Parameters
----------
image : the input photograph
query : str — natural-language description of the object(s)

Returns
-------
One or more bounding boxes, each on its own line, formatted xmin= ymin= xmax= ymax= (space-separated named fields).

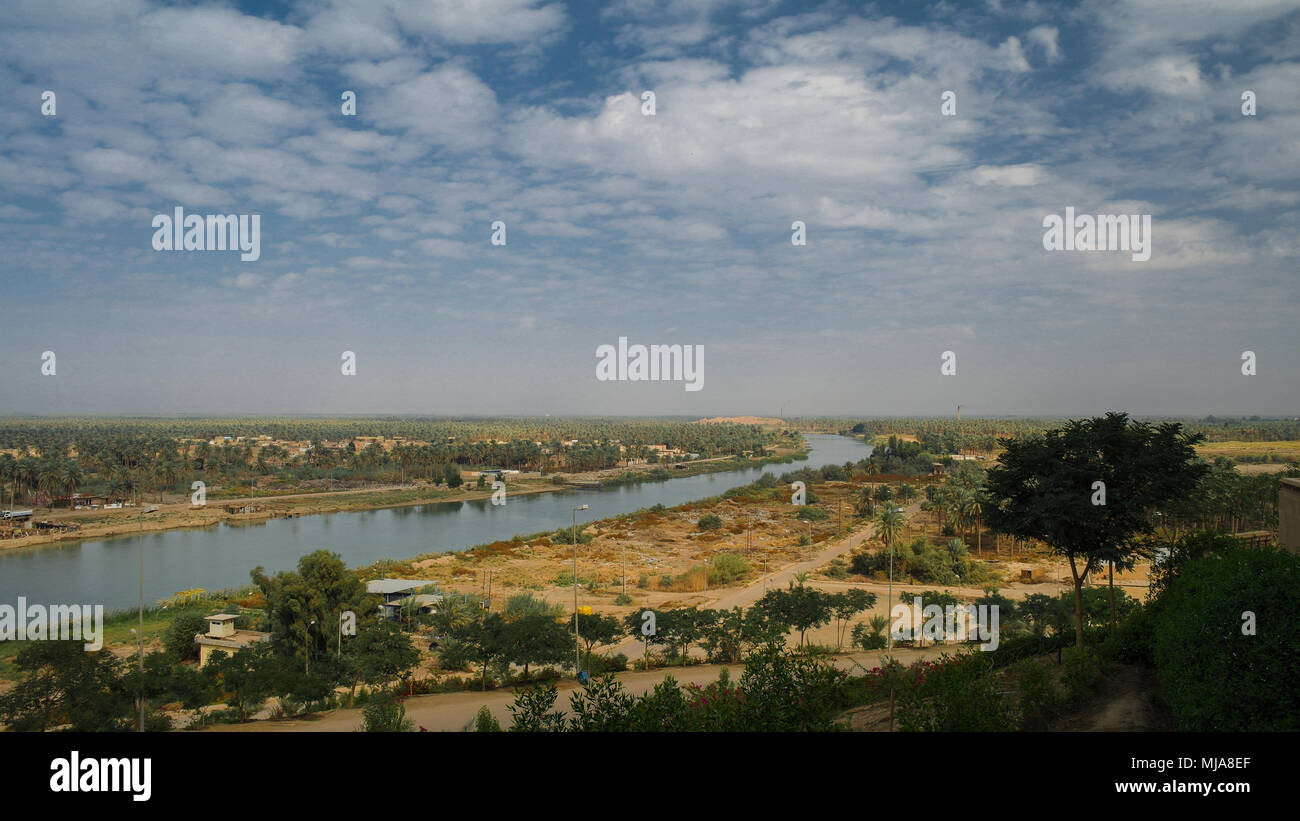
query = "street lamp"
xmin=572 ymin=504 xmax=589 ymax=675
xmin=135 ymin=494 xmax=158 ymax=733
xmin=306 ymin=619 xmax=316 ymax=674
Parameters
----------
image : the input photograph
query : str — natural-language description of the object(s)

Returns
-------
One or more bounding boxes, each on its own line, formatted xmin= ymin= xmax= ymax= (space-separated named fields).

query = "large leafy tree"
xmin=755 ymin=582 xmax=834 ymax=648
xmin=500 ymin=614 xmax=573 ymax=679
xmin=982 ymin=413 xmax=1206 ymax=646
xmin=0 ymin=641 xmax=131 ymax=731
xmin=568 ymin=612 xmax=622 ymax=671
xmin=251 ymin=550 xmax=374 ymax=671
xmin=348 ymin=619 xmax=421 ymax=694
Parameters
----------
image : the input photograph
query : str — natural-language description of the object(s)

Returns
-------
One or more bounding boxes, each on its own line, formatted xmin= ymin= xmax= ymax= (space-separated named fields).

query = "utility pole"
xmin=572 ymin=505 xmax=588 ymax=676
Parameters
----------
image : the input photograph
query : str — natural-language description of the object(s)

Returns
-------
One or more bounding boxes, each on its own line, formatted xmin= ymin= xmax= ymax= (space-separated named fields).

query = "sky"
xmin=1 ymin=0 xmax=1297 ymax=417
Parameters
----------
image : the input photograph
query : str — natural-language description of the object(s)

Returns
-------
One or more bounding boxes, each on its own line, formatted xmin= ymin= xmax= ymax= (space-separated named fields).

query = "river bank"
xmin=0 ymin=450 xmax=805 ymax=553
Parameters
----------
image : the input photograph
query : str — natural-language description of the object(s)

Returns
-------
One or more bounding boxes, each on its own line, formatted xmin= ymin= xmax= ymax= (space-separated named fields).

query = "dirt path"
xmin=201 ymin=647 xmax=951 ymax=733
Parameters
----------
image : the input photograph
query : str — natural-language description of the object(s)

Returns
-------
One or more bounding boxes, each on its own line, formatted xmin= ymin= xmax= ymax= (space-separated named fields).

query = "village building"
xmin=195 ymin=614 xmax=271 ymax=667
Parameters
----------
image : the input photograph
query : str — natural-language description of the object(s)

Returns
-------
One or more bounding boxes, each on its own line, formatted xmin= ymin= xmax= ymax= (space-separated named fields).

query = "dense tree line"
xmin=0 ymin=417 xmax=781 ymax=505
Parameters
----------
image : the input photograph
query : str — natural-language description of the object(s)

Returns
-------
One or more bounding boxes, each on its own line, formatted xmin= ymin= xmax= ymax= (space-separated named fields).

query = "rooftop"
xmin=367 ymin=578 xmax=439 ymax=595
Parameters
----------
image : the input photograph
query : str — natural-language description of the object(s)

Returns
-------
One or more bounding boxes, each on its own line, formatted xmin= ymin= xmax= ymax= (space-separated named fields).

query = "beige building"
xmin=195 ymin=614 xmax=271 ymax=667
xmin=1280 ymin=479 xmax=1300 ymax=554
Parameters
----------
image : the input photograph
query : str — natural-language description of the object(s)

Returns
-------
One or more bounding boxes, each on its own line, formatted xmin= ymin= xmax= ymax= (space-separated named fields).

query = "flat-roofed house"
xmin=366 ymin=579 xmax=443 ymax=620
xmin=195 ymin=614 xmax=271 ymax=667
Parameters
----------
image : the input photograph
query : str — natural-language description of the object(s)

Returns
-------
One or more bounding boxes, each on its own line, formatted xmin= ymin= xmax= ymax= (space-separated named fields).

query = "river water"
xmin=0 ymin=434 xmax=870 ymax=612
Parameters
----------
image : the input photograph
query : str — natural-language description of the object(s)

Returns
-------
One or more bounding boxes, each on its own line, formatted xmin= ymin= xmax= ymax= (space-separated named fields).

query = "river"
xmin=0 ymin=434 xmax=870 ymax=612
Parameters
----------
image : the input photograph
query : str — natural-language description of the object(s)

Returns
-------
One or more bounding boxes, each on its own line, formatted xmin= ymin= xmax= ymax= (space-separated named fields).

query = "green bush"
xmin=897 ymin=653 xmax=1015 ymax=732
xmin=588 ymin=653 xmax=629 ymax=674
xmin=464 ymin=705 xmax=502 ymax=732
xmin=163 ymin=613 xmax=209 ymax=662
xmin=707 ymin=553 xmax=751 ymax=585
xmin=614 ymin=592 xmax=633 ymax=605
xmin=362 ymin=697 xmax=414 ymax=732
xmin=551 ymin=526 xmax=592 ymax=545
xmin=1060 ymin=646 xmax=1105 ymax=701
xmin=1152 ymin=546 xmax=1300 ymax=731
xmin=1012 ymin=657 xmax=1062 ymax=729
xmin=697 ymin=514 xmax=723 ymax=532
xmin=796 ymin=507 xmax=830 ymax=521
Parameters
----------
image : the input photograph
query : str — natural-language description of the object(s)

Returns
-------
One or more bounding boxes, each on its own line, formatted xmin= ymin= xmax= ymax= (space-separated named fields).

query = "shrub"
xmin=614 ymin=592 xmax=633 ymax=605
xmin=464 ymin=705 xmax=502 ymax=732
xmin=589 ymin=653 xmax=629 ymax=674
xmin=636 ymin=574 xmax=649 ymax=589
xmin=697 ymin=514 xmax=723 ymax=532
xmin=658 ymin=575 xmax=673 ymax=589
xmin=851 ymin=615 xmax=889 ymax=651
xmin=1060 ymin=646 xmax=1105 ymax=701
xmin=796 ymin=507 xmax=830 ymax=521
xmin=897 ymin=653 xmax=1015 ymax=732
xmin=707 ymin=553 xmax=751 ymax=586
xmin=1152 ymin=546 xmax=1300 ymax=731
xmin=362 ymin=697 xmax=414 ymax=732
xmin=551 ymin=526 xmax=592 ymax=545
xmin=163 ymin=613 xmax=209 ymax=662
xmin=1012 ymin=657 xmax=1062 ymax=729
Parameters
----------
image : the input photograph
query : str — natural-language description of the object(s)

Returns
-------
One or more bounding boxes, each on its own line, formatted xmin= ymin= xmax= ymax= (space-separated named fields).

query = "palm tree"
xmin=961 ymin=494 xmax=983 ymax=556
xmin=854 ymin=486 xmax=875 ymax=517
xmin=59 ymin=460 xmax=82 ymax=501
xmin=876 ymin=506 xmax=906 ymax=649
xmin=0 ymin=454 xmax=15 ymax=509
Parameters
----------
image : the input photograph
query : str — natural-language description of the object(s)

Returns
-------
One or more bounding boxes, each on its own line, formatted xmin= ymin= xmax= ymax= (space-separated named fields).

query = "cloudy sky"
xmin=1 ymin=0 xmax=1297 ymax=417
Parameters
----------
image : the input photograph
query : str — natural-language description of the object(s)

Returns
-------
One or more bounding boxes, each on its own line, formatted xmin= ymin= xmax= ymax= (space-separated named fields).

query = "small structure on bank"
xmin=195 ymin=614 xmax=270 ymax=667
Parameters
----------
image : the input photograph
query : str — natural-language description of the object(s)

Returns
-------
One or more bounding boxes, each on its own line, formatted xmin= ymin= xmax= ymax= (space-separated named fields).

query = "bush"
xmin=1152 ymin=546 xmax=1300 ymax=731
xmin=464 ymin=705 xmax=502 ymax=732
xmin=796 ymin=507 xmax=830 ymax=521
xmin=1012 ymin=657 xmax=1062 ymax=729
xmin=636 ymin=574 xmax=649 ymax=589
xmin=825 ymin=559 xmax=849 ymax=580
xmin=697 ymin=514 xmax=723 ymax=532
xmin=658 ymin=575 xmax=673 ymax=589
xmin=1060 ymin=646 xmax=1105 ymax=701
xmin=362 ymin=697 xmax=414 ymax=732
xmin=897 ymin=653 xmax=1015 ymax=732
xmin=707 ymin=553 xmax=751 ymax=585
xmin=552 ymin=526 xmax=592 ymax=545
xmin=614 ymin=592 xmax=633 ymax=605
xmin=589 ymin=653 xmax=628 ymax=674
xmin=163 ymin=613 xmax=209 ymax=662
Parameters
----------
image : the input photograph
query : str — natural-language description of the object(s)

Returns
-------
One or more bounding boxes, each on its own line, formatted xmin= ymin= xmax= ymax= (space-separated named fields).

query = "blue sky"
xmin=1 ymin=0 xmax=1297 ymax=416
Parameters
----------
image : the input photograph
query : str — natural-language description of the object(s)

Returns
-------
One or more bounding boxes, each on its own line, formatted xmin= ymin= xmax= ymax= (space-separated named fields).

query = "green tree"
xmin=829 ymin=589 xmax=876 ymax=650
xmin=982 ymin=413 xmax=1206 ymax=646
xmin=163 ymin=613 xmax=209 ymax=662
xmin=755 ymin=582 xmax=833 ymax=648
xmin=0 ymin=641 xmax=130 ymax=732
xmin=499 ymin=614 xmax=573 ymax=680
xmin=203 ymin=643 xmax=278 ymax=722
xmin=569 ymin=612 xmax=622 ymax=671
xmin=251 ymin=550 xmax=373 ymax=672
xmin=349 ymin=620 xmax=421 ymax=695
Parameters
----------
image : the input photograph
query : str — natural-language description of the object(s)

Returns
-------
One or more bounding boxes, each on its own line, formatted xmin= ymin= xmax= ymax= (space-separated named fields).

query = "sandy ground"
xmin=198 ymin=497 xmax=1150 ymax=734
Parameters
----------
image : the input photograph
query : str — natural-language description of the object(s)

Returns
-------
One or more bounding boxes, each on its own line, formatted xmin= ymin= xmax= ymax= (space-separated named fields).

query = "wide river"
xmin=0 ymin=434 xmax=870 ymax=612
